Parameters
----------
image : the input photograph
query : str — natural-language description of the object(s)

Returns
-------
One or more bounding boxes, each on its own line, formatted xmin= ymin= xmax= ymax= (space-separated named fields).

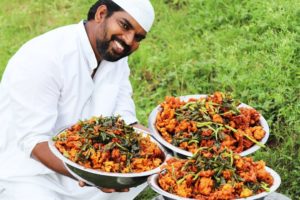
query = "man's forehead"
xmin=111 ymin=0 xmax=155 ymax=32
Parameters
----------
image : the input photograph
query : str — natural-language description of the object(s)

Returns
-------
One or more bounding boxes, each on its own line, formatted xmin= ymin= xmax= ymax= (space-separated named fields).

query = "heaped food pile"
xmin=155 ymin=92 xmax=266 ymax=154
xmin=53 ymin=116 xmax=164 ymax=173
xmin=158 ymin=147 xmax=273 ymax=199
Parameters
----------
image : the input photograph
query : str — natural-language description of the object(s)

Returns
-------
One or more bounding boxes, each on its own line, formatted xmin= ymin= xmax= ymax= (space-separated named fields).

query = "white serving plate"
xmin=148 ymin=94 xmax=269 ymax=157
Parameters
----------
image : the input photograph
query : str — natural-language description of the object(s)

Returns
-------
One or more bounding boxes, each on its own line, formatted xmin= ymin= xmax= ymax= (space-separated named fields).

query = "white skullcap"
xmin=112 ymin=0 xmax=155 ymax=32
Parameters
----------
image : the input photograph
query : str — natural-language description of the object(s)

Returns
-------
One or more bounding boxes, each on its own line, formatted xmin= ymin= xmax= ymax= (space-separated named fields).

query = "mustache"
xmin=111 ymin=35 xmax=130 ymax=53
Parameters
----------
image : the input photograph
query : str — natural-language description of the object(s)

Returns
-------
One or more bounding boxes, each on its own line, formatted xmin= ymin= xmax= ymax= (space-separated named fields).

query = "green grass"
xmin=1 ymin=0 xmax=299 ymax=199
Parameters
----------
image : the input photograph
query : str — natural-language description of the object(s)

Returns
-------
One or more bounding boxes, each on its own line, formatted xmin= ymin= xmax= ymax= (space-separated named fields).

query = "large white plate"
xmin=148 ymin=94 xmax=269 ymax=157
xmin=147 ymin=166 xmax=281 ymax=200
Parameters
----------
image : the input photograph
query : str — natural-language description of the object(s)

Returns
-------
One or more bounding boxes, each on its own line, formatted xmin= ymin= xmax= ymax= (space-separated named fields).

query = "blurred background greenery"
xmin=0 ymin=0 xmax=299 ymax=199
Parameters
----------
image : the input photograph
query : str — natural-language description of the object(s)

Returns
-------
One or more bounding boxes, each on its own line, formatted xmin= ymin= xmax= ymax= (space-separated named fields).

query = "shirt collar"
xmin=77 ymin=20 xmax=98 ymax=74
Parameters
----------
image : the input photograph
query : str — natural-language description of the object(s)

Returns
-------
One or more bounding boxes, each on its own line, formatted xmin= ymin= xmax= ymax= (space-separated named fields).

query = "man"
xmin=0 ymin=0 xmax=155 ymax=199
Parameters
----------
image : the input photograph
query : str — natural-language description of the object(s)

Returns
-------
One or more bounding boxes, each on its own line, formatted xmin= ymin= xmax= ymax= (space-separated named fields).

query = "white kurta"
xmin=0 ymin=21 xmax=145 ymax=200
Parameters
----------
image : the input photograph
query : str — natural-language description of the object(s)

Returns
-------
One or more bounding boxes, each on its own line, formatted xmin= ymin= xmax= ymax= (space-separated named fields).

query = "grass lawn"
xmin=1 ymin=0 xmax=299 ymax=199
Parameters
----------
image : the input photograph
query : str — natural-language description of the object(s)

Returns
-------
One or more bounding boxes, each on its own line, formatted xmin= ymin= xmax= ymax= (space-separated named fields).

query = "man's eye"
xmin=121 ymin=22 xmax=129 ymax=30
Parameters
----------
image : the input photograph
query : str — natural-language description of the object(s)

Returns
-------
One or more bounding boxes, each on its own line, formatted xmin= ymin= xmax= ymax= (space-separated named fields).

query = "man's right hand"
xmin=32 ymin=142 xmax=130 ymax=193
xmin=78 ymin=180 xmax=129 ymax=193
xmin=32 ymin=141 xmax=73 ymax=178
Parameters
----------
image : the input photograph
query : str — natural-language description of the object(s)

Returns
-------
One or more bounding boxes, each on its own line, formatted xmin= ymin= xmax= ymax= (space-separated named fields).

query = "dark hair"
xmin=87 ymin=0 xmax=123 ymax=20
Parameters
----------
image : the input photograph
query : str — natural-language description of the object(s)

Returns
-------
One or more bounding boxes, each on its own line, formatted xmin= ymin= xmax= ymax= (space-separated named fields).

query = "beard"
xmin=96 ymin=35 xmax=131 ymax=62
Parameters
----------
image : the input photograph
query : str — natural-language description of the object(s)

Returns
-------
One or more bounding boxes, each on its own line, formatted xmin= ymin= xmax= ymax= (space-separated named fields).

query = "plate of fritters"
xmin=147 ymin=147 xmax=281 ymax=200
xmin=148 ymin=92 xmax=269 ymax=157
xmin=49 ymin=116 xmax=167 ymax=189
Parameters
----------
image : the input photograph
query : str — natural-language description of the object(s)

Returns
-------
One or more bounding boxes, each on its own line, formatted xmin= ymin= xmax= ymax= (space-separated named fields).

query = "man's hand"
xmin=32 ymin=141 xmax=73 ymax=178
xmin=32 ymin=142 xmax=130 ymax=193
xmin=78 ymin=180 xmax=129 ymax=193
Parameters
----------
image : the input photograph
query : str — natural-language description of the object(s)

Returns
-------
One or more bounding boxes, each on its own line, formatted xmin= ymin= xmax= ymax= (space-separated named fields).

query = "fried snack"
xmin=156 ymin=92 xmax=266 ymax=154
xmin=158 ymin=148 xmax=273 ymax=199
xmin=54 ymin=116 xmax=164 ymax=173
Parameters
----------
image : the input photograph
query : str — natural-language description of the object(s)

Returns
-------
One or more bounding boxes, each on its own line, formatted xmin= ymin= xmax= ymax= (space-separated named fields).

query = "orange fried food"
xmin=194 ymin=177 xmax=214 ymax=195
xmin=158 ymin=148 xmax=273 ymax=199
xmin=155 ymin=92 xmax=266 ymax=154
xmin=54 ymin=116 xmax=164 ymax=173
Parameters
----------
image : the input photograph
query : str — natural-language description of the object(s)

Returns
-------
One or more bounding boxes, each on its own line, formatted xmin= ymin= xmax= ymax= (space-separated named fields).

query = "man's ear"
xmin=94 ymin=5 xmax=108 ymax=23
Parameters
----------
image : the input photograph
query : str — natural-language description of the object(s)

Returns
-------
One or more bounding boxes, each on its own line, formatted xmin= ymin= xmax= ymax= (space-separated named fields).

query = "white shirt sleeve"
xmin=113 ymin=64 xmax=138 ymax=125
xmin=6 ymin=45 xmax=61 ymax=158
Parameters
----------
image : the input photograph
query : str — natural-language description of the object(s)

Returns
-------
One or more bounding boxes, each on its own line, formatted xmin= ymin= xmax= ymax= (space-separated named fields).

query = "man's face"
xmin=95 ymin=10 xmax=147 ymax=62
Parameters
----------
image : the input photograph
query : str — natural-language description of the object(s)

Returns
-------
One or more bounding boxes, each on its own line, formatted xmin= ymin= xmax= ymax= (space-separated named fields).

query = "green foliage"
xmin=133 ymin=1 xmax=299 ymax=199
xmin=163 ymin=0 xmax=188 ymax=9
xmin=0 ymin=0 xmax=299 ymax=199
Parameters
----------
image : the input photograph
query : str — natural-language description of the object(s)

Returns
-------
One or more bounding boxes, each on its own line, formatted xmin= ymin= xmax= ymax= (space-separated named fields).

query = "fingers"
xmin=98 ymin=187 xmax=130 ymax=193
xmin=78 ymin=180 xmax=129 ymax=193
xmin=99 ymin=188 xmax=116 ymax=193
xmin=117 ymin=188 xmax=129 ymax=192
xmin=78 ymin=180 xmax=86 ymax=187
